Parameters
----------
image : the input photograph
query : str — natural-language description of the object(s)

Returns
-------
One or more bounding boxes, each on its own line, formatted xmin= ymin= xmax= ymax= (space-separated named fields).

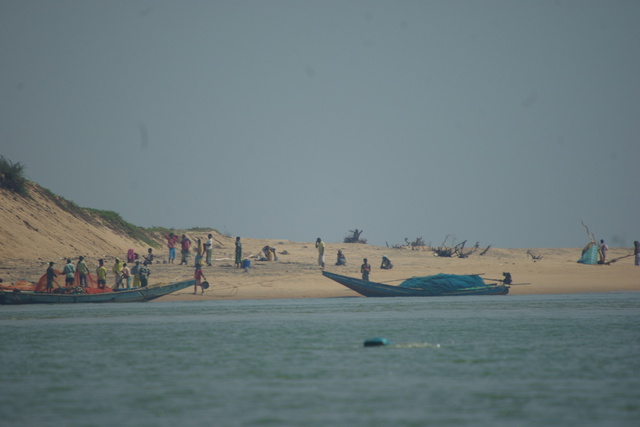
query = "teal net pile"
xmin=577 ymin=242 xmax=598 ymax=265
xmin=399 ymin=274 xmax=487 ymax=293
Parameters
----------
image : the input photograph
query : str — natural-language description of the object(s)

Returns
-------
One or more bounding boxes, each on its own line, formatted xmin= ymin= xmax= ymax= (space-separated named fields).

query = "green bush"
xmin=0 ymin=156 xmax=28 ymax=196
xmin=86 ymin=208 xmax=160 ymax=248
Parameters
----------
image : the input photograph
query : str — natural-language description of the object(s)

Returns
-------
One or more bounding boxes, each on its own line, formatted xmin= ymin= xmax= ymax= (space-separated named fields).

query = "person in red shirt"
xmin=194 ymin=265 xmax=207 ymax=294
xmin=180 ymin=235 xmax=191 ymax=265
xmin=165 ymin=233 xmax=179 ymax=264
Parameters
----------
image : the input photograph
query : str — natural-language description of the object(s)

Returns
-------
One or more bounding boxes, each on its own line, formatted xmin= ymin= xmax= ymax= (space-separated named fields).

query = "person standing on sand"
xmin=599 ymin=239 xmax=609 ymax=264
xmin=46 ymin=261 xmax=56 ymax=293
xmin=361 ymin=258 xmax=371 ymax=281
xmin=121 ymin=262 xmax=131 ymax=290
xmin=235 ymin=237 xmax=243 ymax=268
xmin=205 ymin=234 xmax=213 ymax=266
xmin=131 ymin=260 xmax=141 ymax=288
xmin=62 ymin=259 xmax=75 ymax=287
xmin=165 ymin=232 xmax=179 ymax=264
xmin=97 ymin=259 xmax=107 ymax=290
xmin=180 ymin=235 xmax=191 ymax=265
xmin=194 ymin=238 xmax=204 ymax=267
xmin=634 ymin=241 xmax=640 ymax=266
xmin=316 ymin=237 xmax=325 ymax=269
xmin=76 ymin=256 xmax=89 ymax=287
xmin=139 ymin=262 xmax=151 ymax=287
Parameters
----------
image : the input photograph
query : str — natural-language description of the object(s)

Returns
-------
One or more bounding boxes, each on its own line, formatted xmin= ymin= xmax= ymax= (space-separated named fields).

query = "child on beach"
xmin=194 ymin=265 xmax=207 ymax=294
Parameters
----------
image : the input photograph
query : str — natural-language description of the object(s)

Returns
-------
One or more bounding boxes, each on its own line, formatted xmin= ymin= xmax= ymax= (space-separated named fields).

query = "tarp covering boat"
xmin=399 ymin=273 xmax=487 ymax=293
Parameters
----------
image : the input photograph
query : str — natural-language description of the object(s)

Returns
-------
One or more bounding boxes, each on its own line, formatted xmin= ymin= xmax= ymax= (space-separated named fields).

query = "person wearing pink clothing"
xmin=180 ymin=235 xmax=191 ymax=265
xmin=165 ymin=233 xmax=179 ymax=264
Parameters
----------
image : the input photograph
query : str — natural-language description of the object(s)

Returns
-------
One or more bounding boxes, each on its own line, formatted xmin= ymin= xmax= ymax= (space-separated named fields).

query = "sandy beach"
xmin=1 ymin=237 xmax=638 ymax=302
xmin=1 ymin=185 xmax=638 ymax=300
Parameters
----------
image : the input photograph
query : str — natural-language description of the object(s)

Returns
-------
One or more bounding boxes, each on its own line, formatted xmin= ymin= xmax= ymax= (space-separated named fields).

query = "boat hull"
xmin=322 ymin=271 xmax=509 ymax=297
xmin=0 ymin=280 xmax=195 ymax=305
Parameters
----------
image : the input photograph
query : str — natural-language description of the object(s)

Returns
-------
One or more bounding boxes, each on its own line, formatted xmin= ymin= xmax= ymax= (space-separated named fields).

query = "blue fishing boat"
xmin=322 ymin=271 xmax=509 ymax=297
xmin=0 ymin=279 xmax=195 ymax=305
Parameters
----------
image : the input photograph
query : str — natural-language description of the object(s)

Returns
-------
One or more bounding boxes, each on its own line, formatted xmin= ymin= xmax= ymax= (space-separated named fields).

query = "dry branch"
xmin=527 ymin=250 xmax=543 ymax=261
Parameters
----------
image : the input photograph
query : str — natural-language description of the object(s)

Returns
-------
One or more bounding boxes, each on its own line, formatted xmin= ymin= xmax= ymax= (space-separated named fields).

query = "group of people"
xmin=359 ymin=256 xmax=393 ymax=281
xmin=40 ymin=235 xmax=640 ymax=296
xmin=44 ymin=257 xmax=151 ymax=293
xmin=165 ymin=232 xmax=245 ymax=295
xmin=165 ymin=233 xmax=244 ymax=269
xmin=111 ymin=257 xmax=152 ymax=290
xmin=315 ymin=237 xmax=393 ymax=281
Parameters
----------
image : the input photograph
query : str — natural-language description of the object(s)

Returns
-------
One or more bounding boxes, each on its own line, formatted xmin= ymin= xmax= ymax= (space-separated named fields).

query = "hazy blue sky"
xmin=1 ymin=1 xmax=638 ymax=248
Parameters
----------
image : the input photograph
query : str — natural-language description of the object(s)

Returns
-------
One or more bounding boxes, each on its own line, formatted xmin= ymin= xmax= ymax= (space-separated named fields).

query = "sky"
xmin=1 ymin=1 xmax=639 ymax=248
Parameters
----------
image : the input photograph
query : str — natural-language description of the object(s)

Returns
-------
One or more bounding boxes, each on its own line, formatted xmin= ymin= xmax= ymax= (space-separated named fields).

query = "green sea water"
xmin=1 ymin=293 xmax=639 ymax=426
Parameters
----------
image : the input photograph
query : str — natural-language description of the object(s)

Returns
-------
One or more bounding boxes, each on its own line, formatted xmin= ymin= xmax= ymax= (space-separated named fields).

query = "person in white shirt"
xmin=205 ymin=234 xmax=214 ymax=266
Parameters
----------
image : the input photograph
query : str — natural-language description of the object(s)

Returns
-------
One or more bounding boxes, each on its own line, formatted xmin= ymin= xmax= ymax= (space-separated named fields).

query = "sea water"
xmin=1 ymin=293 xmax=639 ymax=427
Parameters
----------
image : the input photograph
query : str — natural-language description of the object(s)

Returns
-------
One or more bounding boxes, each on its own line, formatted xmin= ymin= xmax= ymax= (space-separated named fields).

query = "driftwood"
xmin=581 ymin=219 xmax=596 ymax=244
xmin=527 ymin=250 xmax=543 ymax=261
xmin=404 ymin=237 xmax=426 ymax=250
xmin=344 ymin=229 xmax=367 ymax=244
xmin=479 ymin=245 xmax=491 ymax=256
xmin=605 ymin=254 xmax=633 ymax=265
xmin=432 ymin=236 xmax=481 ymax=258
xmin=457 ymin=241 xmax=479 ymax=258
xmin=432 ymin=235 xmax=456 ymax=257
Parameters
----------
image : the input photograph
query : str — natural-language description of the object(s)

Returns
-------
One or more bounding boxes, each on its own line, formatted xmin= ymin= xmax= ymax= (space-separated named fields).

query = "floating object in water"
xmin=364 ymin=337 xmax=390 ymax=347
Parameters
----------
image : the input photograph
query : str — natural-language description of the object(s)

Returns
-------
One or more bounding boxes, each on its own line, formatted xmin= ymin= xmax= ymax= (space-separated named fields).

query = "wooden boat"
xmin=322 ymin=271 xmax=509 ymax=297
xmin=0 ymin=279 xmax=195 ymax=305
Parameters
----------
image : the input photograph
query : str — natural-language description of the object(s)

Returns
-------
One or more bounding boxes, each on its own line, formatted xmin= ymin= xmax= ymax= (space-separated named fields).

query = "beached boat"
xmin=0 ymin=279 xmax=195 ymax=305
xmin=322 ymin=271 xmax=509 ymax=297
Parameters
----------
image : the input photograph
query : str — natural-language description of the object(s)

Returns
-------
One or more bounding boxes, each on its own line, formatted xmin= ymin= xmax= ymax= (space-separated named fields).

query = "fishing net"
xmin=399 ymin=273 xmax=487 ymax=292
xmin=0 ymin=270 xmax=113 ymax=294
xmin=577 ymin=242 xmax=598 ymax=265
